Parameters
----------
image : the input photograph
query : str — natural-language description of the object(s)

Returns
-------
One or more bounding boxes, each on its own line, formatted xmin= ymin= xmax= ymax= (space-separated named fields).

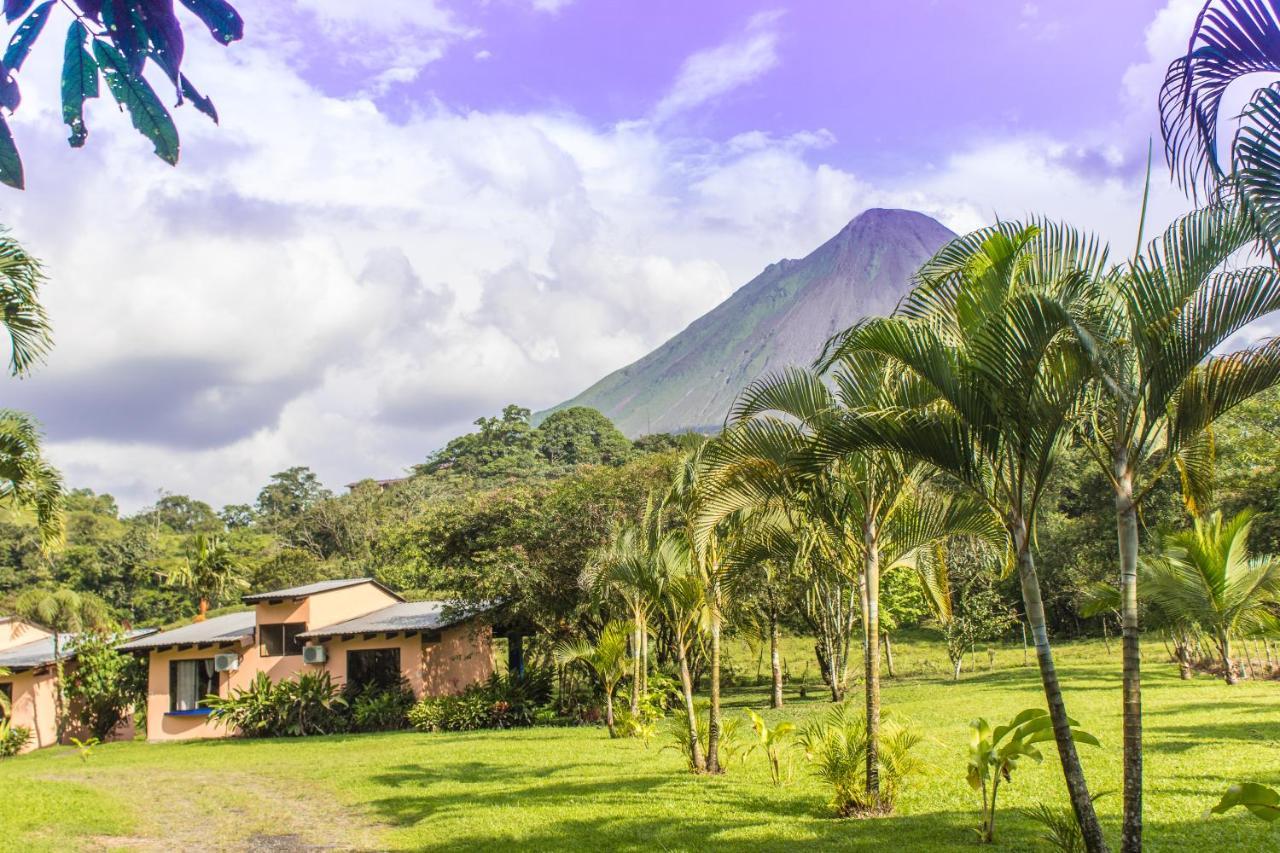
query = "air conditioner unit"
xmin=214 ymin=653 xmax=239 ymax=672
xmin=302 ymin=645 xmax=327 ymax=665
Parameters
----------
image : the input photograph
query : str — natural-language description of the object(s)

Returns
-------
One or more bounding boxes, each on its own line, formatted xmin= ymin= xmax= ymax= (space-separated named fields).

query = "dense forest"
xmin=4 ymin=387 xmax=1277 ymax=645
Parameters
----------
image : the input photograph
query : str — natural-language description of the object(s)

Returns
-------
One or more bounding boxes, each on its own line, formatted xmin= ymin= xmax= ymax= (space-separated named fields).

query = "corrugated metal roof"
xmin=0 ymin=628 xmax=157 ymax=671
xmin=242 ymin=577 xmax=403 ymax=603
xmin=298 ymin=601 xmax=481 ymax=639
xmin=118 ymin=611 xmax=256 ymax=652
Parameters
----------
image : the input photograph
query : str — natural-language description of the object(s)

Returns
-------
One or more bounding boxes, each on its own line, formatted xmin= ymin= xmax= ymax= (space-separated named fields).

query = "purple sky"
xmin=0 ymin=0 xmax=1220 ymax=510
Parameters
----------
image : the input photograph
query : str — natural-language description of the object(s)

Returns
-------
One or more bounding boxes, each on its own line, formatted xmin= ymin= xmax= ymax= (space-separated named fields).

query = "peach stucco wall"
xmin=1 ymin=667 xmax=58 ymax=752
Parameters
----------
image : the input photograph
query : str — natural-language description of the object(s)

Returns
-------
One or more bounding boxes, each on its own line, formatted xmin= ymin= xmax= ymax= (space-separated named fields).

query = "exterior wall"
xmin=0 ymin=667 xmax=58 ymax=752
xmin=304 ymin=583 xmax=399 ymax=627
xmin=141 ymin=622 xmax=495 ymax=742
xmin=0 ymin=620 xmax=52 ymax=652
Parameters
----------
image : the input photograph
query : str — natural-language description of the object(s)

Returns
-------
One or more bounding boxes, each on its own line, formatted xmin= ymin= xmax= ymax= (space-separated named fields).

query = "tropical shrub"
xmin=408 ymin=669 xmax=552 ymax=733
xmin=347 ymin=679 xmax=416 ymax=733
xmin=65 ymin=631 xmax=147 ymax=740
xmin=0 ymin=719 xmax=30 ymax=757
xmin=206 ymin=671 xmax=347 ymax=737
xmin=798 ymin=703 xmax=923 ymax=816
xmin=967 ymin=709 xmax=1100 ymax=843
xmin=746 ymin=708 xmax=795 ymax=786
xmin=665 ymin=699 xmax=744 ymax=772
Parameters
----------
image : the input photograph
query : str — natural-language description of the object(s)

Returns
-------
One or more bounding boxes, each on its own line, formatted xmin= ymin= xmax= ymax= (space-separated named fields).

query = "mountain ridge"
xmin=542 ymin=208 xmax=956 ymax=436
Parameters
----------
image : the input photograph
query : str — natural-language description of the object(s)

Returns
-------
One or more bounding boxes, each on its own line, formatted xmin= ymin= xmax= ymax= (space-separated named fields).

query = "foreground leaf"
xmin=3 ymin=0 xmax=52 ymax=72
xmin=61 ymin=21 xmax=98 ymax=148
xmin=178 ymin=0 xmax=243 ymax=44
xmin=180 ymin=73 xmax=216 ymax=123
xmin=1210 ymin=782 xmax=1280 ymax=823
xmin=93 ymin=38 xmax=178 ymax=164
xmin=0 ymin=112 xmax=23 ymax=188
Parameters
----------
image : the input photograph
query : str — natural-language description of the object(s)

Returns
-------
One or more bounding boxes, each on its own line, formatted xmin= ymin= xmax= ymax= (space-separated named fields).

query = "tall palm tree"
xmin=816 ymin=222 xmax=1111 ymax=851
xmin=703 ymin=361 xmax=1002 ymax=810
xmin=0 ymin=230 xmax=61 ymax=545
xmin=555 ymin=620 xmax=632 ymax=738
xmin=165 ymin=533 xmax=247 ymax=620
xmin=585 ymin=518 xmax=664 ymax=715
xmin=1080 ymin=195 xmax=1280 ymax=852
xmin=1144 ymin=509 xmax=1280 ymax=684
xmin=1160 ymin=0 xmax=1280 ymax=248
xmin=13 ymin=587 xmax=111 ymax=739
xmin=656 ymin=536 xmax=709 ymax=772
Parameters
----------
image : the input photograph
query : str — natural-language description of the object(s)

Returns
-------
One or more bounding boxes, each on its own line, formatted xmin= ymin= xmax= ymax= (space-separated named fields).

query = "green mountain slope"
xmin=543 ymin=208 xmax=955 ymax=436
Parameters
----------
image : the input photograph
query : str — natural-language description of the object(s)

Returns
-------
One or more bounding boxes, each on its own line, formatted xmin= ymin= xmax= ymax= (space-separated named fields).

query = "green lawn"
xmin=3 ymin=636 xmax=1279 ymax=852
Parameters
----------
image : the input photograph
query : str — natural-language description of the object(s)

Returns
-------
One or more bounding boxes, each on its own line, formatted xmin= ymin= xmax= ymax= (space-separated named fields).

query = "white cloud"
xmin=652 ymin=10 xmax=784 ymax=123
xmin=530 ymin=0 xmax=575 ymax=13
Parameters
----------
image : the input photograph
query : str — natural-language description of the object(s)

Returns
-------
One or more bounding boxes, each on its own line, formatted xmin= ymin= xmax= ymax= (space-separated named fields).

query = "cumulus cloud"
xmin=652 ymin=11 xmax=785 ymax=123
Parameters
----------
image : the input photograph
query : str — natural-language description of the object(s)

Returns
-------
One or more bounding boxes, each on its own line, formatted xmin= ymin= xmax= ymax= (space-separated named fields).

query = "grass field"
xmin=3 ymin=634 xmax=1278 ymax=852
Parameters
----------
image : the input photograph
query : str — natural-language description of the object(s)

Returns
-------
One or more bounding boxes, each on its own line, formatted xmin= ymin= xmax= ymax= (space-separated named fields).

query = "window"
xmin=259 ymin=622 xmax=307 ymax=657
xmin=347 ymin=648 xmax=401 ymax=692
xmin=169 ymin=659 xmax=218 ymax=712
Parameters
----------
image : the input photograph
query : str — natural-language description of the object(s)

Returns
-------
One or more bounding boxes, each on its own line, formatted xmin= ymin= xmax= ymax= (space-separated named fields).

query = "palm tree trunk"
xmin=770 ymin=612 xmax=783 ymax=709
xmin=706 ymin=582 xmax=722 ymax=774
xmin=1220 ymin=633 xmax=1238 ymax=685
xmin=1115 ymin=466 xmax=1142 ymax=853
xmin=883 ymin=632 xmax=896 ymax=678
xmin=641 ymin=619 xmax=649 ymax=701
xmin=1013 ymin=518 xmax=1108 ymax=853
xmin=605 ymin=685 xmax=617 ymax=738
xmin=863 ymin=519 xmax=882 ymax=804
xmin=631 ymin=615 xmax=641 ymax=715
xmin=675 ymin=632 xmax=705 ymax=772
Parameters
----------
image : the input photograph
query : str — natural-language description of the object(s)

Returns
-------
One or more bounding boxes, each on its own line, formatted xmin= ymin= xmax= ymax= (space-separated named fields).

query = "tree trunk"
xmin=1022 ymin=621 xmax=1029 ymax=666
xmin=1013 ymin=518 xmax=1108 ymax=853
xmin=770 ymin=613 xmax=783 ymax=709
xmin=605 ymin=687 xmax=617 ymax=738
xmin=52 ymin=636 xmax=66 ymax=743
xmin=863 ymin=520 xmax=881 ymax=804
xmin=952 ymin=655 xmax=962 ymax=681
xmin=631 ymin=617 xmax=641 ymax=715
xmin=883 ymin=632 xmax=896 ymax=678
xmin=640 ymin=618 xmax=650 ymax=703
xmin=675 ymin=633 xmax=705 ymax=772
xmin=1115 ymin=467 xmax=1142 ymax=853
xmin=706 ymin=585 xmax=722 ymax=774
xmin=196 ymin=597 xmax=209 ymax=622
xmin=1221 ymin=633 xmax=1238 ymax=685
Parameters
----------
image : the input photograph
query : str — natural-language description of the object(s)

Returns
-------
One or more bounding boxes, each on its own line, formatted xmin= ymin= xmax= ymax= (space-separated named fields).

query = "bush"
xmin=206 ymin=671 xmax=347 ymax=737
xmin=798 ymin=703 xmax=923 ymax=816
xmin=665 ymin=699 xmax=744 ymax=771
xmin=347 ymin=679 xmax=416 ymax=733
xmin=409 ymin=667 xmax=552 ymax=733
xmin=65 ymin=631 xmax=147 ymax=740
xmin=0 ymin=720 xmax=30 ymax=757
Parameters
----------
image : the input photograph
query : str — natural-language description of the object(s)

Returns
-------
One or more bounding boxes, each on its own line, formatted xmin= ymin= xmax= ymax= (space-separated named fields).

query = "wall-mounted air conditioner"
xmin=214 ymin=653 xmax=240 ymax=672
xmin=302 ymin=645 xmax=327 ymax=665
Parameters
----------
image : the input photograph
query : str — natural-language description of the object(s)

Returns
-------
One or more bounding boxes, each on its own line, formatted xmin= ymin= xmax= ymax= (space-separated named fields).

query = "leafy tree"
xmin=13 ymin=587 xmax=110 ymax=739
xmin=218 ymin=503 xmax=255 ymax=529
xmin=256 ymin=466 xmax=331 ymax=524
xmin=537 ymin=407 xmax=633 ymax=467
xmin=0 ymin=1 xmax=244 ymax=189
xmin=163 ymin=532 xmax=246 ymax=619
xmin=65 ymin=630 xmax=145 ymax=740
xmin=140 ymin=493 xmax=220 ymax=533
xmin=1143 ymin=509 xmax=1280 ymax=684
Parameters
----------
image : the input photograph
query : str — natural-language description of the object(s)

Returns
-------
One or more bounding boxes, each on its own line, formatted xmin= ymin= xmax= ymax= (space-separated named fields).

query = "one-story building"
xmin=119 ymin=578 xmax=495 ymax=742
xmin=0 ymin=618 xmax=155 ymax=752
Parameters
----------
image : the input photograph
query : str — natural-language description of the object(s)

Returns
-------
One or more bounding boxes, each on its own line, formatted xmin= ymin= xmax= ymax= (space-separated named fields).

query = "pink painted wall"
xmin=1 ymin=667 xmax=57 ymax=752
xmin=0 ymin=619 xmax=52 ymax=652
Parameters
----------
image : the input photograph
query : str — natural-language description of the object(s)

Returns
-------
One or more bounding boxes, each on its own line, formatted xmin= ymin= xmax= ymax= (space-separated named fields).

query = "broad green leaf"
xmin=2 ymin=0 xmax=32 ymax=24
xmin=178 ymin=0 xmax=243 ymax=45
xmin=2 ymin=0 xmax=51 ymax=72
xmin=1070 ymin=729 xmax=1101 ymax=748
xmin=0 ymin=112 xmax=23 ymax=188
xmin=60 ymin=21 xmax=98 ymax=148
xmin=92 ymin=39 xmax=178 ymax=165
xmin=1210 ymin=782 xmax=1280 ymax=823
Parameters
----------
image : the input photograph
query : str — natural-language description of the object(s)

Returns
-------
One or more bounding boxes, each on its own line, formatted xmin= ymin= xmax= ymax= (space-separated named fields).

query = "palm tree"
xmin=165 ymin=533 xmax=247 ymax=620
xmin=1160 ymin=0 xmax=1280 ymax=249
xmin=657 ymin=538 xmax=709 ymax=772
xmin=555 ymin=620 xmax=632 ymax=738
xmin=13 ymin=587 xmax=111 ymax=740
xmin=1079 ymin=195 xmax=1280 ymax=852
xmin=1143 ymin=510 xmax=1280 ymax=685
xmin=584 ymin=518 xmax=663 ymax=715
xmin=816 ymin=222 xmax=1111 ymax=851
xmin=0 ymin=230 xmax=61 ymax=545
xmin=705 ymin=361 xmax=1002 ymax=809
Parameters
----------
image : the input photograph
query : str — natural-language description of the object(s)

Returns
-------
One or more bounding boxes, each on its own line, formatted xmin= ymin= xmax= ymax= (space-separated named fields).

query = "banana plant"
xmin=968 ymin=708 xmax=1101 ymax=844
xmin=745 ymin=708 xmax=794 ymax=786
xmin=1210 ymin=782 xmax=1280 ymax=824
